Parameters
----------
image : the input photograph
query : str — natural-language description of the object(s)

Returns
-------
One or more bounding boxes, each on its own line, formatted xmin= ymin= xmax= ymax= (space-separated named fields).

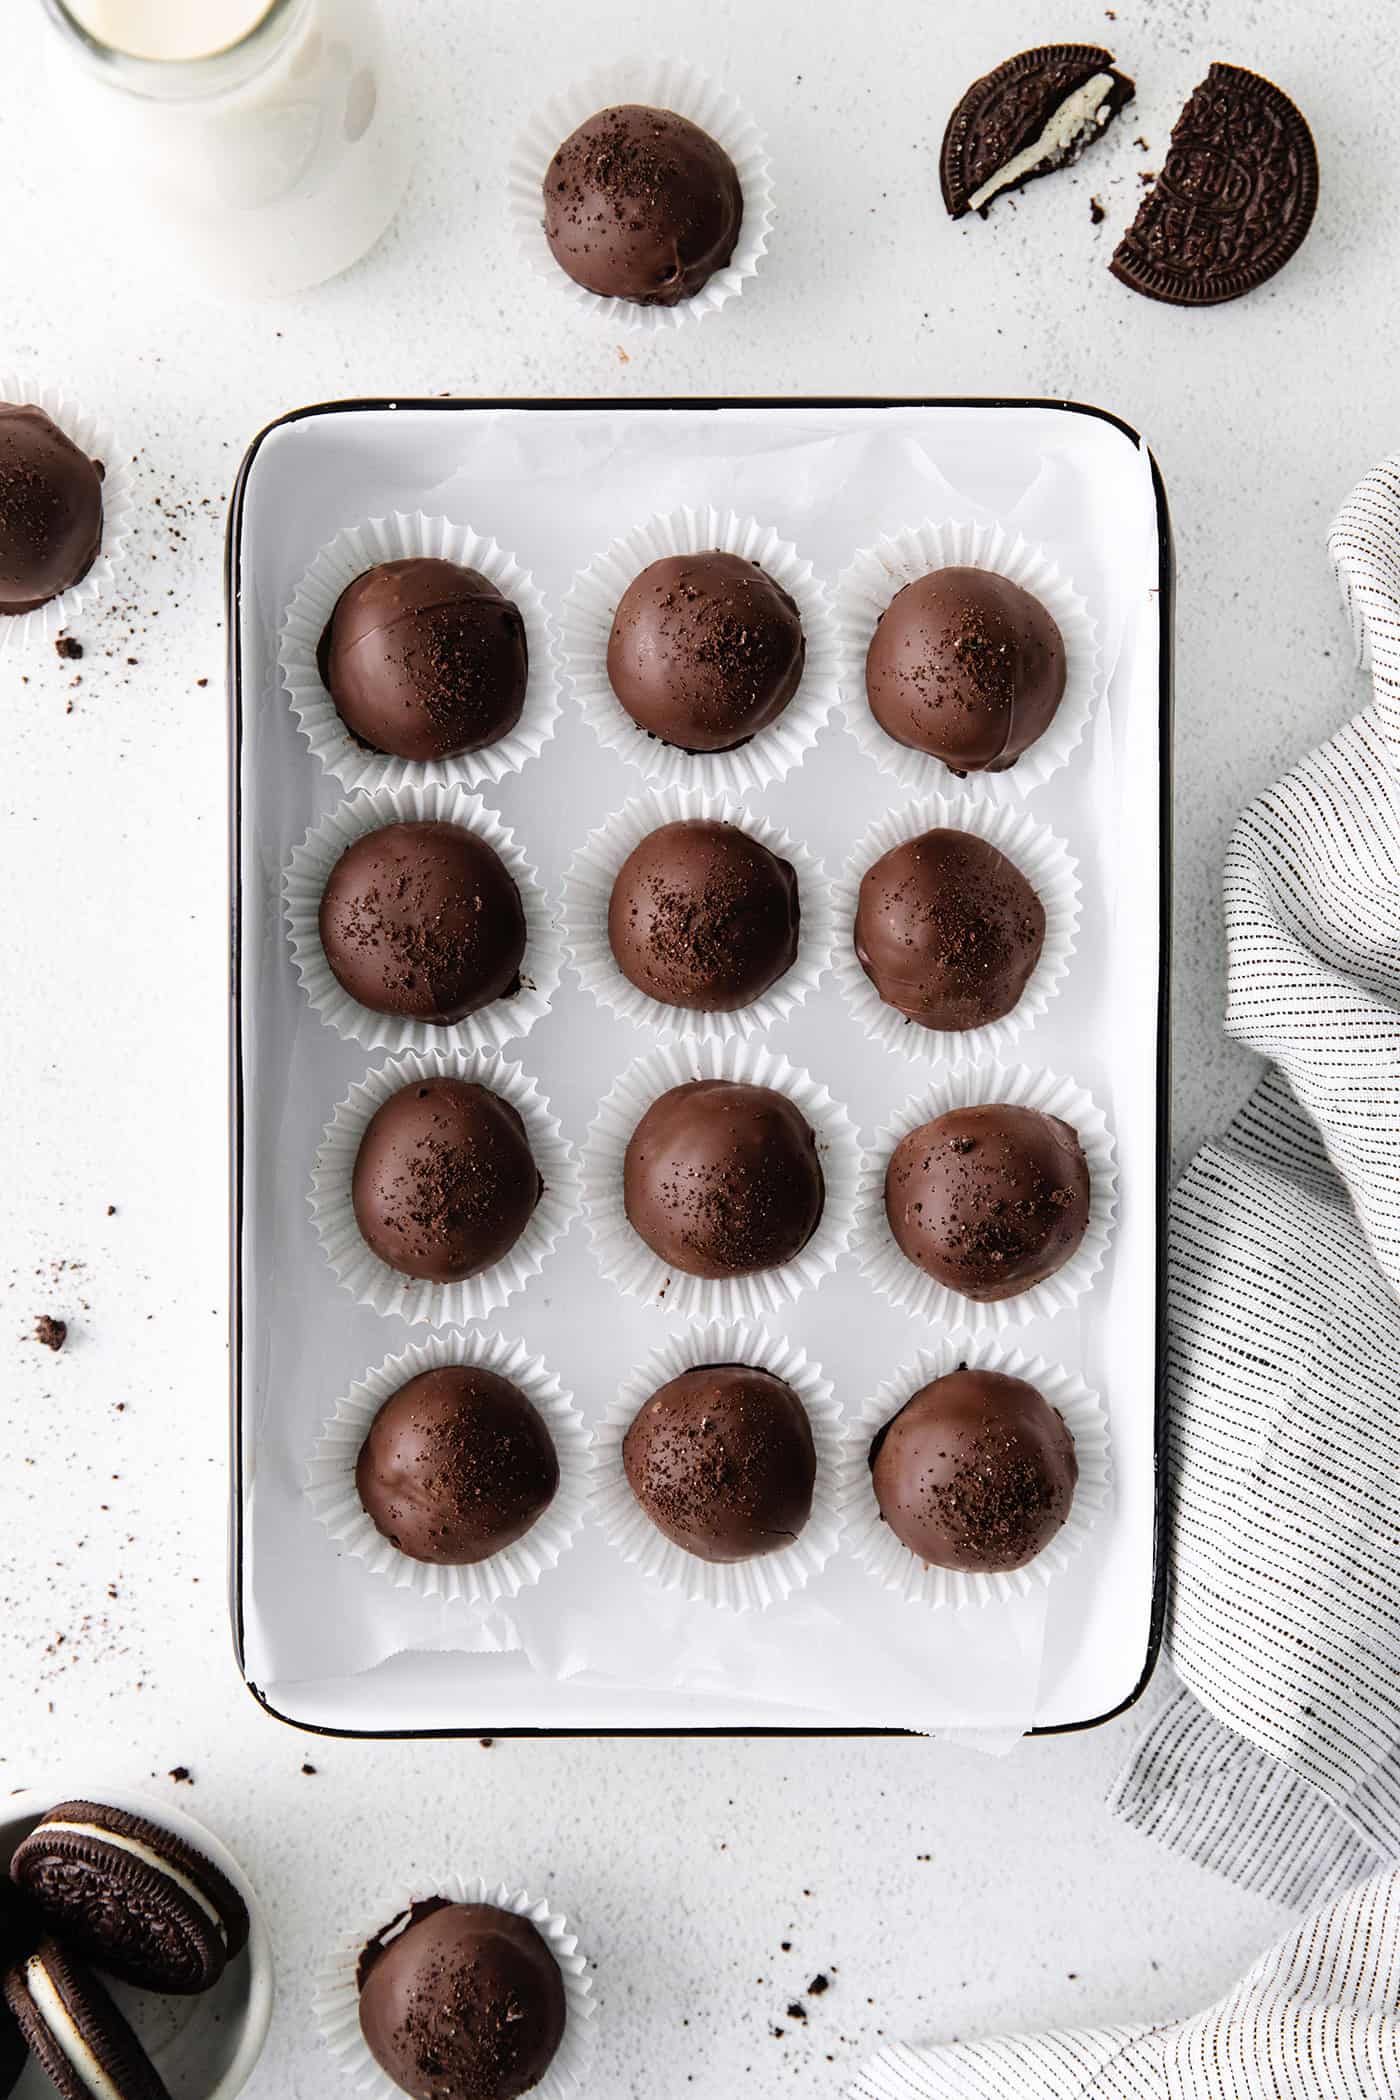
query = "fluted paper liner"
xmin=507 ymin=59 xmax=774 ymax=332
xmin=310 ymin=1047 xmax=579 ymax=1328
xmin=0 ymin=375 xmax=134 ymax=655
xmin=314 ymin=1874 xmax=594 ymax=2100
xmin=561 ymin=506 xmax=839 ymax=793
xmin=590 ymin=1320 xmax=845 ymax=1609
xmin=834 ymin=519 xmax=1103 ymax=799
xmin=583 ymin=1038 xmax=861 ymax=1319
xmin=839 ymin=1336 xmax=1111 ymax=1608
xmin=278 ymin=511 xmax=561 ymax=793
xmin=854 ymin=1063 xmax=1117 ymax=1333
xmin=833 ymin=795 xmax=1080 ymax=1066
xmin=285 ymin=782 xmax=562 ymax=1055
xmin=305 ymin=1331 xmax=588 ymax=1604
xmin=562 ymin=786 xmax=834 ymax=1043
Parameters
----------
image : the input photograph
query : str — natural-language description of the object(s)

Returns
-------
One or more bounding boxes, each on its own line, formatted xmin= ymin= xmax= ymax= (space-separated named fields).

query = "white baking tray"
xmin=227 ymin=399 xmax=1170 ymax=1740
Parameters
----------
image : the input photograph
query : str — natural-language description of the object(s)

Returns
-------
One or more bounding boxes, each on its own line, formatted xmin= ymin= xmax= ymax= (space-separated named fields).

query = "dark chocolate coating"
xmin=352 ymin=1078 xmax=542 ymax=1284
xmin=885 ymin=1104 xmax=1090 ymax=1302
xmin=543 ymin=102 xmax=743 ymax=305
xmin=356 ymin=1365 xmax=559 ymax=1565
xmin=607 ymin=551 xmax=805 ymax=754
xmin=0 ymin=405 xmax=103 ymax=615
xmin=870 ymin=1368 xmax=1077 ymax=1572
xmin=10 ymin=1798 xmax=249 ymax=1996
xmin=319 ymin=820 xmax=526 ymax=1025
xmin=623 ymin=1079 xmax=824 ymax=1279
xmin=608 ymin=819 xmax=799 ymax=1011
xmin=322 ymin=559 xmax=528 ymax=763
xmin=865 ymin=567 xmax=1066 ymax=774
xmin=623 ymin=1363 xmax=817 ymax=1562
xmin=854 ymin=828 xmax=1045 ymax=1031
xmin=358 ymin=1900 xmax=565 ymax=2100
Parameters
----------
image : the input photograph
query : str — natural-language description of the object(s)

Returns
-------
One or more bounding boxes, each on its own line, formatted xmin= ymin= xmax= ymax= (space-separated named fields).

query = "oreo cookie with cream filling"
xmin=941 ymin=45 xmax=1135 ymax=219
xmin=3 ymin=1938 xmax=168 ymax=2100
xmin=10 ymin=1799 xmax=249 ymax=1996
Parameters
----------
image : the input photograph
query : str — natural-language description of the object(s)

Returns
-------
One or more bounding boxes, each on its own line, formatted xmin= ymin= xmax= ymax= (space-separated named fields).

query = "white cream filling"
xmin=40 ymin=1820 xmax=227 ymax=1943
xmin=968 ymin=73 xmax=1116 ymax=212
xmin=25 ymin=1956 xmax=125 ymax=2100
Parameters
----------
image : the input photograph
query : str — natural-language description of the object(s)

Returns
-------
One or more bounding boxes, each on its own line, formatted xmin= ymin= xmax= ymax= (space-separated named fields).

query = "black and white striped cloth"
xmin=851 ymin=459 xmax=1400 ymax=2097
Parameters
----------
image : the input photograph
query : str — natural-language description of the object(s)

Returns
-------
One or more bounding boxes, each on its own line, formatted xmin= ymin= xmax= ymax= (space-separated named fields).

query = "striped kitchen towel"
xmin=851 ymin=459 xmax=1400 ymax=2095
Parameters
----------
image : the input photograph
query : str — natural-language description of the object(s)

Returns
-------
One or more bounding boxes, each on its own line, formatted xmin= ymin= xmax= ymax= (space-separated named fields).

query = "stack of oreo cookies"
xmin=0 ymin=1799 xmax=249 ymax=2100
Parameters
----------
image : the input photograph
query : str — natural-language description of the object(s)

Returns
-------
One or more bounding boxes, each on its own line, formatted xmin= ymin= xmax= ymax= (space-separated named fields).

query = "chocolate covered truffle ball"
xmin=854 ymin=828 xmax=1045 ymax=1032
xmin=623 ymin=1363 xmax=817 ymax=1562
xmin=607 ymin=551 xmax=805 ymax=753
xmin=356 ymin=1365 xmax=559 ymax=1565
xmin=0 ymin=404 xmax=104 ymax=615
xmin=865 ymin=566 xmax=1066 ymax=774
xmin=870 ymin=1368 xmax=1078 ymax=1573
xmin=352 ymin=1078 xmax=542 ymax=1284
xmin=608 ymin=818 xmax=799 ymax=1012
xmin=885 ymin=1103 xmax=1090 ymax=1302
xmin=322 ymin=558 xmax=528 ymax=763
xmin=358 ymin=1899 xmax=566 ymax=2100
xmin=623 ymin=1079 xmax=824 ymax=1279
xmin=319 ymin=820 xmax=527 ymax=1025
xmin=543 ymin=102 xmax=743 ymax=306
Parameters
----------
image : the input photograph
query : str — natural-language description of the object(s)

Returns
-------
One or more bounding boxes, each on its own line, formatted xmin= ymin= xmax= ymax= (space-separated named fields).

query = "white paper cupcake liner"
xmin=854 ymin=1062 xmax=1118 ymax=1334
xmin=0 ymin=375 xmax=134 ymax=655
xmin=314 ymin=1874 xmax=594 ymax=2100
xmin=583 ymin=1038 xmax=861 ymax=1320
xmin=838 ymin=1336 xmax=1111 ymax=1609
xmin=310 ymin=1048 xmax=579 ymax=1328
xmin=507 ymin=60 xmax=774 ymax=332
xmin=285 ymin=782 xmax=562 ymax=1056
xmin=589 ymin=1320 xmax=845 ymax=1610
xmin=305 ymin=1331 xmax=589 ymax=1605
xmin=561 ymin=506 xmax=839 ymax=794
xmin=278 ymin=512 xmax=562 ymax=793
xmin=833 ymin=795 xmax=1080 ymax=1067
xmin=834 ymin=520 xmax=1103 ymax=800
xmin=561 ymin=786 xmax=834 ymax=1044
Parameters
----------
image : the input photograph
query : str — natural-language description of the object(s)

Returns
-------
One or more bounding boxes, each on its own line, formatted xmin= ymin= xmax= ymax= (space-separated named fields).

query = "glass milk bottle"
xmin=40 ymin=0 xmax=409 ymax=297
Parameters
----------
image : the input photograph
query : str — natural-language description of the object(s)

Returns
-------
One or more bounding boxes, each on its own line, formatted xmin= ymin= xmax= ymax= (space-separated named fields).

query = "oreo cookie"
xmin=941 ymin=44 xmax=1134 ymax=218
xmin=0 ymin=2003 xmax=24 ymax=2100
xmin=10 ymin=1800 xmax=249 ymax=1996
xmin=1111 ymin=62 xmax=1318 ymax=304
xmin=3 ymin=1938 xmax=168 ymax=2100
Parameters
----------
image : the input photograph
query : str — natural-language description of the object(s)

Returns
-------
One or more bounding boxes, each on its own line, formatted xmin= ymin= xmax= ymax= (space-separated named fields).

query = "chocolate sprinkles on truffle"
xmin=623 ymin=1363 xmax=817 ymax=1562
xmin=608 ymin=818 xmax=799 ymax=1011
xmin=356 ymin=1365 xmax=559 ymax=1565
xmin=318 ymin=820 xmax=527 ymax=1024
xmin=623 ymin=1079 xmax=824 ymax=1279
xmin=352 ymin=1078 xmax=542 ymax=1284
xmin=543 ymin=103 xmax=743 ymax=305
xmin=884 ymin=1103 xmax=1090 ymax=1302
xmin=870 ymin=1367 xmax=1077 ymax=1572
xmin=0 ymin=404 xmax=104 ymax=616
xmin=854 ymin=828 xmax=1045 ymax=1031
xmin=607 ymin=551 xmax=805 ymax=753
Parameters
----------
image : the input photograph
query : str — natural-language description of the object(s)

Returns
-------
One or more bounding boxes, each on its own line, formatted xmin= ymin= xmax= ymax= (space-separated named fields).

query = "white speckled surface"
xmin=0 ymin=0 xmax=1378 ymax=2089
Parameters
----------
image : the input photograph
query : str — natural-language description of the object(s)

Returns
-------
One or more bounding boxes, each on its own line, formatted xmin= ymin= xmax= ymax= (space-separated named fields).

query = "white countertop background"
xmin=0 ymin=0 xmax=1385 ymax=2090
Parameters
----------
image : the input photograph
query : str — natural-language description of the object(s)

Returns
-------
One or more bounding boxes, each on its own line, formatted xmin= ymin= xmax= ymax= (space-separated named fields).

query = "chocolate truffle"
xmin=319 ymin=820 xmax=527 ymax=1025
xmin=0 ymin=404 xmax=104 ymax=615
xmin=623 ymin=1079 xmax=824 ymax=1279
xmin=623 ymin=1363 xmax=817 ymax=1562
xmin=352 ymin=1078 xmax=542 ymax=1284
xmin=607 ymin=551 xmax=805 ymax=753
xmin=322 ymin=558 xmax=528 ymax=763
xmin=885 ymin=1103 xmax=1090 ymax=1302
xmin=854 ymin=828 xmax=1045 ymax=1031
xmin=356 ymin=1365 xmax=559 ymax=1565
xmin=870 ymin=1368 xmax=1077 ymax=1572
xmin=608 ymin=819 xmax=799 ymax=1011
xmin=358 ymin=1899 xmax=565 ymax=2100
xmin=543 ymin=103 xmax=743 ymax=305
xmin=865 ymin=567 xmax=1066 ymax=774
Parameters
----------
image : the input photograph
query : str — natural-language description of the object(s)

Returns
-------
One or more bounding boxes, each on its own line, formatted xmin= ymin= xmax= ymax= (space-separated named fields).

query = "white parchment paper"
xmin=234 ymin=403 xmax=1163 ymax=1737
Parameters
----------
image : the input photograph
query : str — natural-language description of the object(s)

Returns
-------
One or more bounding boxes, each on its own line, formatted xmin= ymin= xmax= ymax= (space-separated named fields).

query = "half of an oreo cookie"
xmin=941 ymin=44 xmax=1135 ymax=219
xmin=4 ymin=1939 xmax=169 ymax=2100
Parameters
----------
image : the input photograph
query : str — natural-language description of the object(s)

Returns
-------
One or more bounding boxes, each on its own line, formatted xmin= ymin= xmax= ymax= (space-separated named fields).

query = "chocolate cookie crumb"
xmin=809 ymin=1973 xmax=831 ymax=1995
xmin=55 ymin=636 xmax=83 ymax=660
xmin=33 ymin=1316 xmax=67 ymax=1351
xmin=168 ymin=1766 xmax=193 ymax=1784
xmin=1090 ymin=196 xmax=1106 ymax=224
